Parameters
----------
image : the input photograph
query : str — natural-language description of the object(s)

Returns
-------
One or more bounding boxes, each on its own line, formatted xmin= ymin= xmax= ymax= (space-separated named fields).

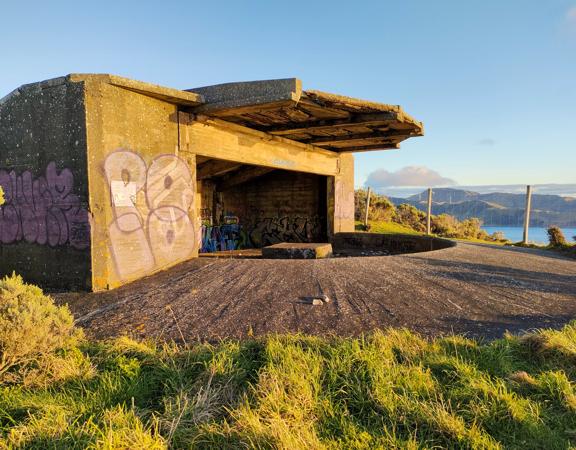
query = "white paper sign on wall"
xmin=111 ymin=180 xmax=137 ymax=207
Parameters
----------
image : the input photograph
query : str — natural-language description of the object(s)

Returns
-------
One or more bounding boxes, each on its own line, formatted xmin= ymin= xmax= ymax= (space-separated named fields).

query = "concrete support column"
xmin=327 ymin=153 xmax=355 ymax=239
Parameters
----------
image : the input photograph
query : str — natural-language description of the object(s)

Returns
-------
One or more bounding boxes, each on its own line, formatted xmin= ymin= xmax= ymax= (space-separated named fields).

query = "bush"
xmin=431 ymin=214 xmax=459 ymax=237
xmin=394 ymin=203 xmax=427 ymax=232
xmin=458 ymin=217 xmax=483 ymax=239
xmin=354 ymin=189 xmax=396 ymax=222
xmin=547 ymin=226 xmax=567 ymax=247
xmin=0 ymin=273 xmax=83 ymax=383
xmin=490 ymin=231 xmax=506 ymax=241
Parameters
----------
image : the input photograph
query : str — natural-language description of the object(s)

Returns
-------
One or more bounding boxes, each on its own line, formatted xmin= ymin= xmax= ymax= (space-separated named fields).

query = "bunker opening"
xmin=197 ymin=156 xmax=329 ymax=254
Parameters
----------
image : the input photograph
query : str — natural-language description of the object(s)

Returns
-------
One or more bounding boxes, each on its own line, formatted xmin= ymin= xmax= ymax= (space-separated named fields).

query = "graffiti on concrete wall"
xmin=0 ymin=162 xmax=90 ymax=249
xmin=198 ymin=209 xmax=322 ymax=251
xmin=247 ymin=215 xmax=322 ymax=247
xmin=335 ymin=179 xmax=354 ymax=222
xmin=104 ymin=150 xmax=197 ymax=281
xmin=201 ymin=225 xmax=246 ymax=252
xmin=201 ymin=215 xmax=247 ymax=252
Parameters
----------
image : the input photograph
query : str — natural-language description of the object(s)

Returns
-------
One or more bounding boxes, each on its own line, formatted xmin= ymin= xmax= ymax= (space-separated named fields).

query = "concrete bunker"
xmin=0 ymin=74 xmax=423 ymax=291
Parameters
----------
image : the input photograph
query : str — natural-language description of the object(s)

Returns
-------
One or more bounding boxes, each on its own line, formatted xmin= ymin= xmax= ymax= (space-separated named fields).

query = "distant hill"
xmin=388 ymin=188 xmax=576 ymax=227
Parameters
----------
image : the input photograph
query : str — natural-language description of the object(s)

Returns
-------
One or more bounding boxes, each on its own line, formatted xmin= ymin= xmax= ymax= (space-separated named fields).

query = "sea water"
xmin=482 ymin=226 xmax=576 ymax=245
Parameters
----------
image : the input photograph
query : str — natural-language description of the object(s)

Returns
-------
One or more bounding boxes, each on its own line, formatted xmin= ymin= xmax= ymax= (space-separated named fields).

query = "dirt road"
xmin=55 ymin=243 xmax=576 ymax=341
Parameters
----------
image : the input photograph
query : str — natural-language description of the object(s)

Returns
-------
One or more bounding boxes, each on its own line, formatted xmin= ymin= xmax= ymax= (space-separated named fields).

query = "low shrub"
xmin=0 ymin=273 xmax=84 ymax=384
xmin=394 ymin=203 xmax=427 ymax=232
xmin=547 ymin=226 xmax=567 ymax=247
xmin=354 ymin=189 xmax=397 ymax=222
xmin=458 ymin=217 xmax=483 ymax=239
xmin=431 ymin=214 xmax=459 ymax=237
xmin=490 ymin=231 xmax=506 ymax=241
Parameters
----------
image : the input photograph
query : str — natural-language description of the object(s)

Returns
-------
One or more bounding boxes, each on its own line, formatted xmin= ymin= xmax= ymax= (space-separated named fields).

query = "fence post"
xmin=523 ymin=185 xmax=532 ymax=244
xmin=426 ymin=188 xmax=433 ymax=235
xmin=364 ymin=187 xmax=371 ymax=228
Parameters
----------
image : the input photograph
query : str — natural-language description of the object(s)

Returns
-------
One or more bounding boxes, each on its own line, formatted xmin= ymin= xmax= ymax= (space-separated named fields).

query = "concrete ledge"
xmin=262 ymin=243 xmax=333 ymax=259
xmin=332 ymin=233 xmax=456 ymax=255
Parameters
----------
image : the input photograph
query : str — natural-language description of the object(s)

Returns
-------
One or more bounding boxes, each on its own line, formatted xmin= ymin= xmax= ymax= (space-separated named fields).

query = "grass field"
xmin=2 ymin=325 xmax=576 ymax=449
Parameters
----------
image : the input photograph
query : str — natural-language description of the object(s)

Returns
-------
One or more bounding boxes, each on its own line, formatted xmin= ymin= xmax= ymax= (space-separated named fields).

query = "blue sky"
xmin=1 ymin=1 xmax=575 ymax=189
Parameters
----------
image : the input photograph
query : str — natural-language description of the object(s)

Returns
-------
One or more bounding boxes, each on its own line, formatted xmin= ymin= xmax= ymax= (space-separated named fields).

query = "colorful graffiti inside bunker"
xmin=201 ymin=220 xmax=246 ymax=253
xmin=247 ymin=215 xmax=323 ymax=247
xmin=200 ymin=214 xmax=323 ymax=252
xmin=0 ymin=162 xmax=90 ymax=249
xmin=104 ymin=150 xmax=198 ymax=281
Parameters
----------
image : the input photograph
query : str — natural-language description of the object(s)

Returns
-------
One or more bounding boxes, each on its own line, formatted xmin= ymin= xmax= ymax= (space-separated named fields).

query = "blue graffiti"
xmin=201 ymin=223 xmax=247 ymax=252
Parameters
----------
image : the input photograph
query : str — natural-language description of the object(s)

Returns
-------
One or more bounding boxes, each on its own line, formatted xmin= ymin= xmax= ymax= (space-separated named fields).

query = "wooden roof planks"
xmin=186 ymin=78 xmax=423 ymax=153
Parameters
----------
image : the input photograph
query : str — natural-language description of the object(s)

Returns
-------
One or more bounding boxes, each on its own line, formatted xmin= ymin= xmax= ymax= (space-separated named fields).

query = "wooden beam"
xmin=303 ymin=129 xmax=415 ymax=145
xmin=178 ymin=113 xmax=341 ymax=176
xmin=335 ymin=143 xmax=400 ymax=153
xmin=197 ymin=159 xmax=243 ymax=180
xmin=258 ymin=112 xmax=399 ymax=135
xmin=217 ymin=166 xmax=275 ymax=191
xmin=195 ymin=114 xmax=339 ymax=157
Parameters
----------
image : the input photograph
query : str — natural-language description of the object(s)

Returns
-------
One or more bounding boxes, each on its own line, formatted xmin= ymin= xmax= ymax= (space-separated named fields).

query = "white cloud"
xmin=365 ymin=166 xmax=456 ymax=188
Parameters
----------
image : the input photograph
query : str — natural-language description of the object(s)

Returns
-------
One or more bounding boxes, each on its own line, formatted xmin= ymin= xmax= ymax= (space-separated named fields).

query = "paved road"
xmin=55 ymin=243 xmax=576 ymax=341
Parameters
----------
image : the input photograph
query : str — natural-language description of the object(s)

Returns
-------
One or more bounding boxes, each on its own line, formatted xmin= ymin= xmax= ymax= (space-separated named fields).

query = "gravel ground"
xmin=55 ymin=242 xmax=576 ymax=341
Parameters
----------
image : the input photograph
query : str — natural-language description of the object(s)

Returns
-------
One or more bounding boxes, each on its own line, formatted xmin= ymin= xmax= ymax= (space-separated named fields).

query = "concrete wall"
xmin=0 ymin=78 xmax=91 ymax=289
xmin=84 ymin=81 xmax=199 ymax=291
xmin=332 ymin=232 xmax=456 ymax=254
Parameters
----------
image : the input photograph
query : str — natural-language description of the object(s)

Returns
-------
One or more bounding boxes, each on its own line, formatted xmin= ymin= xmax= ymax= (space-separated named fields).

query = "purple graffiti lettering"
xmin=0 ymin=163 xmax=90 ymax=250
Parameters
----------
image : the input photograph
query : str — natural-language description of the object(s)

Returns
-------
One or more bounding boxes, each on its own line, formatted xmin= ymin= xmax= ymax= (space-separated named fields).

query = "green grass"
xmin=2 ymin=326 xmax=576 ymax=449
xmin=355 ymin=220 xmax=421 ymax=235
xmin=356 ymin=220 xmax=507 ymax=246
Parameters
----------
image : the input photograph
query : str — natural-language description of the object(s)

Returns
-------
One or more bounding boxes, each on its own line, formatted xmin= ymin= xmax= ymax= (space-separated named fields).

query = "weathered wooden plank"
xmin=334 ymin=143 xmax=400 ymax=152
xmin=304 ymin=90 xmax=402 ymax=114
xmin=303 ymin=129 xmax=415 ymax=145
xmin=260 ymin=112 xmax=400 ymax=135
xmin=296 ymin=99 xmax=352 ymax=120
